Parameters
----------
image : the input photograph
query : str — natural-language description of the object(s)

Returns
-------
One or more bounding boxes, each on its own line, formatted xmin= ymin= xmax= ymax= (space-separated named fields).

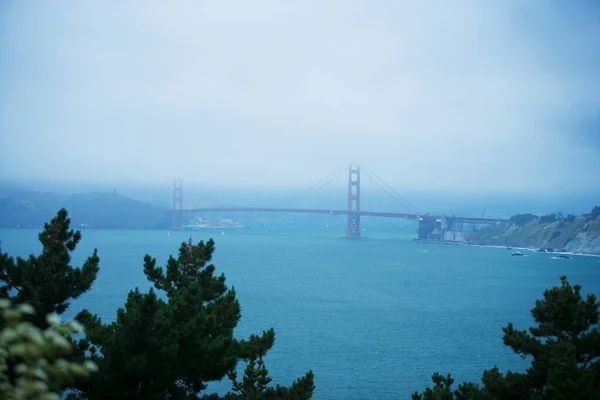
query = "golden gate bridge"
xmin=170 ymin=165 xmax=507 ymax=240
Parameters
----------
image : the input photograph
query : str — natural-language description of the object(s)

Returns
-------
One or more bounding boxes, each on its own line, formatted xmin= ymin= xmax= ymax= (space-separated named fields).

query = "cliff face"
xmin=465 ymin=217 xmax=600 ymax=255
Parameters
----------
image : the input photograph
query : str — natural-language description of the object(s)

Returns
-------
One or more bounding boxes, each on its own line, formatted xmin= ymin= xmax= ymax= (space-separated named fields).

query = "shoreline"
xmin=184 ymin=226 xmax=245 ymax=229
xmin=5 ymin=225 xmax=600 ymax=258
xmin=463 ymin=243 xmax=600 ymax=258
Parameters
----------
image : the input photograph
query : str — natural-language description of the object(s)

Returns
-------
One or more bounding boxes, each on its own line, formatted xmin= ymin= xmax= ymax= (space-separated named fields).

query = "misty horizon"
xmin=1 ymin=1 xmax=599 ymax=197
xmin=1 ymin=175 xmax=598 ymax=218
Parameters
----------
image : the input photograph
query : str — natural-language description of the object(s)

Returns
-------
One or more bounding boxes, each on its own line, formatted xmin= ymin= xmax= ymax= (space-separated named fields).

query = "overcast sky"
xmin=1 ymin=0 xmax=599 ymax=195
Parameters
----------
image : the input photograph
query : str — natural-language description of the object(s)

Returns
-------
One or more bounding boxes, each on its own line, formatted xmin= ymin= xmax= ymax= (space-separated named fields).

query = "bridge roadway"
xmin=181 ymin=207 xmax=508 ymax=224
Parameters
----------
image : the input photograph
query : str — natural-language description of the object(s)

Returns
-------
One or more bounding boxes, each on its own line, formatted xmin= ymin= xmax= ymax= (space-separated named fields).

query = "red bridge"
xmin=171 ymin=165 xmax=508 ymax=240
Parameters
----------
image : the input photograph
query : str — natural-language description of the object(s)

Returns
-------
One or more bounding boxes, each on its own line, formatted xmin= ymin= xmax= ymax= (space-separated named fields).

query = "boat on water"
xmin=512 ymin=251 xmax=525 ymax=256
xmin=551 ymin=255 xmax=570 ymax=259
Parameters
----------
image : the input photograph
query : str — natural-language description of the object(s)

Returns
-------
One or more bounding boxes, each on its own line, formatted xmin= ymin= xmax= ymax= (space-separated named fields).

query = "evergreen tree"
xmin=412 ymin=373 xmax=489 ymax=400
xmin=0 ymin=208 xmax=100 ymax=329
xmin=413 ymin=276 xmax=600 ymax=399
xmin=0 ymin=209 xmax=100 ymax=397
xmin=225 ymin=355 xmax=315 ymax=400
xmin=75 ymin=238 xmax=314 ymax=400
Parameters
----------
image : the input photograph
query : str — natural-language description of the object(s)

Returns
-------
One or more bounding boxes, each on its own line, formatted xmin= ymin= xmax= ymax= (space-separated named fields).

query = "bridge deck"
xmin=181 ymin=207 xmax=507 ymax=223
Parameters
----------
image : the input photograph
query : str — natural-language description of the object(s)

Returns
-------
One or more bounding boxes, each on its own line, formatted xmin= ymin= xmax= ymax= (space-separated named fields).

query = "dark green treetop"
xmin=0 ymin=209 xmax=99 ymax=398
xmin=0 ymin=208 xmax=99 ymax=329
xmin=413 ymin=276 xmax=600 ymax=400
xmin=74 ymin=238 xmax=314 ymax=400
xmin=225 ymin=355 xmax=315 ymax=400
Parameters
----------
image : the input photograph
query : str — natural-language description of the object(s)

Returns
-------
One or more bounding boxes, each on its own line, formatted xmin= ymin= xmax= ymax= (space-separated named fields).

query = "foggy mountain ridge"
xmin=0 ymin=183 xmax=598 ymax=230
xmin=0 ymin=188 xmax=171 ymax=229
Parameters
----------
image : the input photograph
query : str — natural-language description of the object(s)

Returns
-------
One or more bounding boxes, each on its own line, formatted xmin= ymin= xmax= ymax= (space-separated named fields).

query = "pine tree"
xmin=226 ymin=355 xmax=315 ymax=400
xmin=0 ymin=209 xmax=100 ymax=397
xmin=75 ymin=238 xmax=314 ymax=399
xmin=413 ymin=276 xmax=600 ymax=399
xmin=412 ymin=373 xmax=489 ymax=400
xmin=0 ymin=208 xmax=100 ymax=329
xmin=74 ymin=288 xmax=179 ymax=399
xmin=482 ymin=276 xmax=600 ymax=399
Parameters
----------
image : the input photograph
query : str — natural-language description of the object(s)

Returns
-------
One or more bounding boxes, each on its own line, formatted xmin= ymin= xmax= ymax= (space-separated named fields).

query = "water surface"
xmin=2 ymin=222 xmax=599 ymax=399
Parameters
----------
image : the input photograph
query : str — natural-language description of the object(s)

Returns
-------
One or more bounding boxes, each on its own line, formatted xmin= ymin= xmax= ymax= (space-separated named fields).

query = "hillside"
xmin=0 ymin=189 xmax=171 ymax=229
xmin=466 ymin=208 xmax=600 ymax=255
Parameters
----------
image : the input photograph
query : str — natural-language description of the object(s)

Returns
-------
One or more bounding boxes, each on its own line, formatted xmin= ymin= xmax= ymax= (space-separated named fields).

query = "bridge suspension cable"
xmin=172 ymin=164 xmax=425 ymax=217
xmin=269 ymin=168 xmax=345 ymax=209
xmin=169 ymin=166 xmax=507 ymax=232
xmin=361 ymin=168 xmax=421 ymax=214
xmin=262 ymin=165 xmax=422 ymax=215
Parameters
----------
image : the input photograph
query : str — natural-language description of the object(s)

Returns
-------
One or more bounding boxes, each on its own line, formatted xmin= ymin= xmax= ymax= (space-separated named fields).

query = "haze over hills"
xmin=0 ymin=185 xmax=171 ymax=229
xmin=1 ymin=0 xmax=599 ymax=228
xmin=0 ymin=179 xmax=598 ymax=230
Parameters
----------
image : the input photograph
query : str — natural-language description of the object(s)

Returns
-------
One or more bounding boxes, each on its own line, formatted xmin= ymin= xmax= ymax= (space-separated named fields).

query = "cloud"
xmin=1 ymin=0 xmax=599 ymax=195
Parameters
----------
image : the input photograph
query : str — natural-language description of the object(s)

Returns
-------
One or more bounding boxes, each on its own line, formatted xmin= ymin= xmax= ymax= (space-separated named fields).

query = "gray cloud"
xmin=1 ymin=0 xmax=599 ymax=195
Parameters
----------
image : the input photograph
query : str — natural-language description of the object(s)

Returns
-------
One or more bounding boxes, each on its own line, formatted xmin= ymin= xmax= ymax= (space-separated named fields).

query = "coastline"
xmin=185 ymin=226 xmax=245 ymax=229
xmin=463 ymin=243 xmax=600 ymax=258
xmin=459 ymin=214 xmax=600 ymax=259
xmin=5 ymin=224 xmax=600 ymax=258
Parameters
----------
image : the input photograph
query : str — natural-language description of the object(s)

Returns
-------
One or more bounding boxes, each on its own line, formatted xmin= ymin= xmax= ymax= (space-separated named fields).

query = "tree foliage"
xmin=0 ymin=208 xmax=100 ymax=329
xmin=509 ymin=214 xmax=538 ymax=226
xmin=588 ymin=206 xmax=600 ymax=222
xmin=413 ymin=276 xmax=600 ymax=399
xmin=74 ymin=238 xmax=314 ymax=399
xmin=1 ymin=210 xmax=313 ymax=399
xmin=0 ymin=299 xmax=97 ymax=400
xmin=0 ymin=209 xmax=100 ymax=397
xmin=225 ymin=355 xmax=315 ymax=400
xmin=539 ymin=214 xmax=558 ymax=224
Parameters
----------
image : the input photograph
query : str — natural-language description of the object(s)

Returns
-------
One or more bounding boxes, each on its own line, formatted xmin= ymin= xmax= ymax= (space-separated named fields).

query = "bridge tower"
xmin=172 ymin=179 xmax=183 ymax=229
xmin=346 ymin=165 xmax=361 ymax=238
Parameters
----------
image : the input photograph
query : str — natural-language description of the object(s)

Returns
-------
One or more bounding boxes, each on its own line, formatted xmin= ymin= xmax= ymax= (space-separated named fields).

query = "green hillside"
xmin=0 ymin=189 xmax=171 ymax=229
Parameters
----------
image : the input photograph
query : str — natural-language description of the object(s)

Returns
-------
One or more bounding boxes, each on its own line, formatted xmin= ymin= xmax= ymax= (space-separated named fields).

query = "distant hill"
xmin=0 ymin=189 xmax=171 ymax=229
xmin=465 ymin=207 xmax=600 ymax=255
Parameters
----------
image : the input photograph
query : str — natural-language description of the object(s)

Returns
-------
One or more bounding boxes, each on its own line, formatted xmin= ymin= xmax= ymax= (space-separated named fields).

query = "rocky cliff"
xmin=465 ymin=210 xmax=600 ymax=255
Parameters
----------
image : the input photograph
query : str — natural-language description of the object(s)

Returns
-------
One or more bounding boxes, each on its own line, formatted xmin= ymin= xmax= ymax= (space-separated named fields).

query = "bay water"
xmin=2 ymin=220 xmax=599 ymax=399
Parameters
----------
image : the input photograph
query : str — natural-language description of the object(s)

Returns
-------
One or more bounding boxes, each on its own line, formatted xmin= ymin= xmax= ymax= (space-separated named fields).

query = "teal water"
xmin=2 ymin=221 xmax=600 ymax=399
